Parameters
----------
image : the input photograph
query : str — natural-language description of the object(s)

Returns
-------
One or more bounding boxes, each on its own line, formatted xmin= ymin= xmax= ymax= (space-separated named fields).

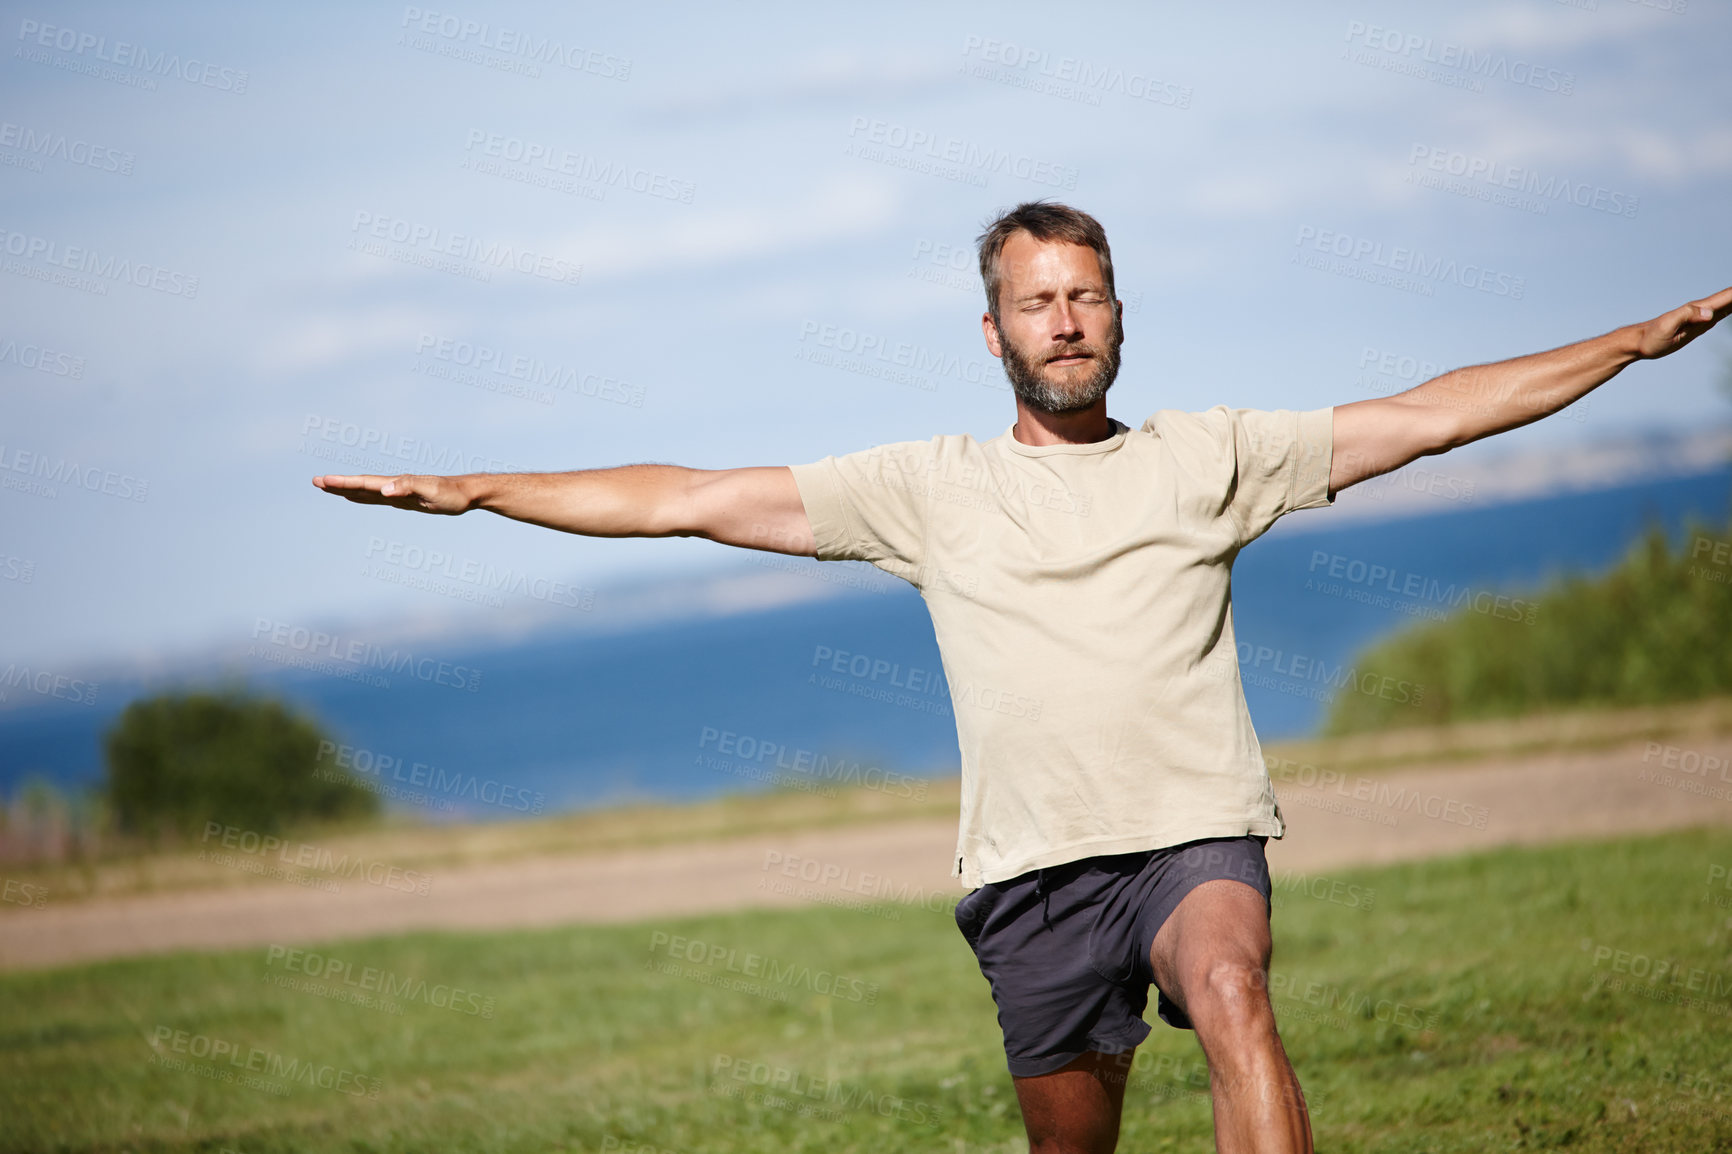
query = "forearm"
xmin=1322 ymin=287 xmax=1726 ymax=496
xmin=316 ymin=461 xmax=814 ymax=552
xmin=1412 ymin=323 xmax=1644 ymax=449
xmin=459 ymin=464 xmax=694 ymax=537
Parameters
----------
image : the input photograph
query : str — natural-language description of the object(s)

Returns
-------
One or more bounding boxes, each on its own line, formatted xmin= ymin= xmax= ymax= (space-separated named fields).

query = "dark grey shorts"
xmin=953 ymin=836 xmax=1271 ymax=1078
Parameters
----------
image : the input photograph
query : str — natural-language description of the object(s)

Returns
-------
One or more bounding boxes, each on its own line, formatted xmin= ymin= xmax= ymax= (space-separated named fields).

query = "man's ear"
xmin=981 ymin=312 xmax=1004 ymax=359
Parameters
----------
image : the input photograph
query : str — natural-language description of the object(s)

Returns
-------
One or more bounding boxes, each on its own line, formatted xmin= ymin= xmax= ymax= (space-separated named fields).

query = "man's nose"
xmin=1052 ymin=298 xmax=1082 ymax=337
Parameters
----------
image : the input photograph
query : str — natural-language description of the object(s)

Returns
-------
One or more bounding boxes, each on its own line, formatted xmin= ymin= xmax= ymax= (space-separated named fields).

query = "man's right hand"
xmin=311 ymin=474 xmax=472 ymax=515
xmin=310 ymin=464 xmax=817 ymax=556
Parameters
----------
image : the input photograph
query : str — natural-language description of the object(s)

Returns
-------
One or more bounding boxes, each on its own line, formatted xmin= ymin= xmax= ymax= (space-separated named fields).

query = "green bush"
xmin=1323 ymin=516 xmax=1732 ymax=734
xmin=102 ymin=689 xmax=379 ymax=841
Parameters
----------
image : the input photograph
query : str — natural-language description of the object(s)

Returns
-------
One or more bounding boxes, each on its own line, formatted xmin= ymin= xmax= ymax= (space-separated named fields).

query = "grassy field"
xmin=13 ymin=693 xmax=1732 ymax=910
xmin=6 ymin=828 xmax=1732 ymax=1152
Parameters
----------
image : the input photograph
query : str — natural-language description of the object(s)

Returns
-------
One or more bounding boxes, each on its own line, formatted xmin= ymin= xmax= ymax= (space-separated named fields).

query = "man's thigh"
xmin=953 ymin=861 xmax=1154 ymax=1079
xmin=1147 ymin=878 xmax=1273 ymax=1025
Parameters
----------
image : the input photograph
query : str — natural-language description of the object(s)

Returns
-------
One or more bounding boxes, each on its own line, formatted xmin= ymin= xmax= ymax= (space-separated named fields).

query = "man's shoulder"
xmin=855 ymin=429 xmax=994 ymax=458
xmin=1135 ymin=405 xmax=1239 ymax=456
xmin=813 ymin=430 xmax=989 ymax=479
xmin=1137 ymin=404 xmax=1233 ymax=436
xmin=1135 ymin=405 xmax=1335 ymax=482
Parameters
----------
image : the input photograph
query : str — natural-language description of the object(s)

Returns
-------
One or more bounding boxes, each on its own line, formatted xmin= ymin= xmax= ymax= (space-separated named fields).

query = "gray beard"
xmin=1000 ymin=326 xmax=1122 ymax=415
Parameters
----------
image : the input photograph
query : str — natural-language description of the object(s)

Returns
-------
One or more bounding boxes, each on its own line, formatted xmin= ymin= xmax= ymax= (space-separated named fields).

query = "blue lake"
xmin=3 ymin=464 xmax=1728 ymax=817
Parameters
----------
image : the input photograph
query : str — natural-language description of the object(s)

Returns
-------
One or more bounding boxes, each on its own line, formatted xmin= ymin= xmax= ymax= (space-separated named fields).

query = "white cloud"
xmin=544 ymin=173 xmax=906 ymax=281
xmin=1421 ymin=113 xmax=1732 ymax=186
xmin=638 ymin=48 xmax=960 ymax=124
xmin=253 ymin=304 xmax=447 ymax=374
xmin=1452 ymin=3 xmax=1671 ymax=52
xmin=1607 ymin=124 xmax=1732 ymax=183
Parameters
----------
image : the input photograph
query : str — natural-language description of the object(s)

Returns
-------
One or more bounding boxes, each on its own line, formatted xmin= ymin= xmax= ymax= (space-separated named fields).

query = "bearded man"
xmin=316 ymin=200 xmax=1731 ymax=1154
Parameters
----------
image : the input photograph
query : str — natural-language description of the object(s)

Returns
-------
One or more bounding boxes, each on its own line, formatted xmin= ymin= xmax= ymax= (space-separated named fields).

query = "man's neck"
xmin=1011 ymin=401 xmax=1117 ymax=446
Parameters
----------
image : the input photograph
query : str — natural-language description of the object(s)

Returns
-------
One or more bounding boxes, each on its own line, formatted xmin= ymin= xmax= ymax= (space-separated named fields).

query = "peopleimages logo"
xmin=298 ymin=413 xmax=529 ymax=476
xmin=363 ymin=537 xmax=595 ymax=611
xmin=349 ymin=211 xmax=582 ymax=286
xmin=648 ymin=932 xmax=880 ymax=1004
xmin=149 ymin=1026 xmax=381 ymax=1098
xmin=16 ymin=18 xmax=250 ymax=93
xmin=201 ymin=822 xmax=433 ymax=895
xmin=265 ymin=945 xmax=495 ymax=1017
xmin=0 ymin=663 xmax=97 ymax=706
xmin=710 ymin=1054 xmax=945 ymax=1127
xmin=796 ymin=319 xmax=1000 ymax=393
xmin=0 ymin=442 xmax=148 ymax=502
xmin=415 ymin=334 xmax=644 ymax=407
xmin=461 ymin=130 xmax=692 ymax=203
xmin=1223 ymin=642 xmax=1424 ymax=708
xmin=0 ymin=120 xmax=134 ymax=175
xmin=959 ymin=35 xmax=1193 ymax=109
xmin=0 ymin=227 xmax=199 ymax=297
xmin=249 ymin=618 xmax=482 ymax=692
xmin=317 ymin=740 xmax=546 ymax=814
xmin=845 ymin=116 xmax=1079 ymax=190
xmin=1293 ymin=226 xmax=1524 ymax=299
xmin=1305 ymin=550 xmax=1538 ymax=623
xmin=1342 ymin=21 xmax=1574 ymax=95
xmin=697 ymin=726 xmax=929 ymax=801
xmin=398 ymin=7 xmax=631 ymax=80
xmin=1406 ymin=144 xmax=1639 ymax=219
xmin=0 ymin=335 xmax=84 ymax=378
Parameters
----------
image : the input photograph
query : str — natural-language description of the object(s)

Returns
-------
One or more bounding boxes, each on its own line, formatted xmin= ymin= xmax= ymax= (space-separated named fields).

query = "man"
xmin=315 ymin=201 xmax=1730 ymax=1153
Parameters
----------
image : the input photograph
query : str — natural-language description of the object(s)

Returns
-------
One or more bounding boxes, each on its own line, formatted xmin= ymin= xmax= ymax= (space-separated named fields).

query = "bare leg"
xmin=1149 ymin=880 xmax=1312 ymax=1154
xmin=1011 ymin=1048 xmax=1135 ymax=1154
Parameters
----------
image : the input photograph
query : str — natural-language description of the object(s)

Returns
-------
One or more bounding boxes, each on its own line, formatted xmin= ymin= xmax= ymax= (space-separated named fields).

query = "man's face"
xmin=983 ymin=233 xmax=1122 ymax=415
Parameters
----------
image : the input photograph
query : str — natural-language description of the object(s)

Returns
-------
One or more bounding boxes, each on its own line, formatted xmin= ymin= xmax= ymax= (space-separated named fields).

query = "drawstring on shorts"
xmin=1034 ymin=867 xmax=1053 ymax=932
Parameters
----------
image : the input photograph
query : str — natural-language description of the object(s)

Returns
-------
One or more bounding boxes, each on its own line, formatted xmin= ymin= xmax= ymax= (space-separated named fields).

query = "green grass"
xmin=6 ymin=829 xmax=1732 ymax=1152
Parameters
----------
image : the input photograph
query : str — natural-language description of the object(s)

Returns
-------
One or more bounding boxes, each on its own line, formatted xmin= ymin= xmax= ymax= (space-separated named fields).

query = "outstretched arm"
xmin=311 ymin=465 xmax=817 ymax=557
xmin=1329 ymin=285 xmax=1732 ymax=496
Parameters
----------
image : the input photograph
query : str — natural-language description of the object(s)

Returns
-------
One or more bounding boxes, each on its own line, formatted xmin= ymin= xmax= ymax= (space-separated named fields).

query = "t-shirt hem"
xmin=787 ymin=459 xmax=854 ymax=561
xmin=1294 ymin=406 xmax=1335 ymax=510
xmin=959 ymin=820 xmax=1286 ymax=888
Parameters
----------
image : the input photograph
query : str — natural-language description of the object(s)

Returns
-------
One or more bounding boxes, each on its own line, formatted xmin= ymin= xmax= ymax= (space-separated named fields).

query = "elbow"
xmin=1431 ymin=426 xmax=1468 ymax=457
xmin=652 ymin=468 xmax=714 ymax=539
xmin=1421 ymin=406 xmax=1473 ymax=456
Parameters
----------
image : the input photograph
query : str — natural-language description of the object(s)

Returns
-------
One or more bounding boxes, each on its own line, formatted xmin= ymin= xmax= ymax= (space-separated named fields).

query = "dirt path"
xmin=3 ymin=735 xmax=1729 ymax=973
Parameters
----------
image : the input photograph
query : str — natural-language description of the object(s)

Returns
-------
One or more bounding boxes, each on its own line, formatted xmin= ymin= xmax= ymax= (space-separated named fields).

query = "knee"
xmin=1028 ymin=1129 xmax=1119 ymax=1154
xmin=1184 ymin=960 xmax=1273 ymax=1039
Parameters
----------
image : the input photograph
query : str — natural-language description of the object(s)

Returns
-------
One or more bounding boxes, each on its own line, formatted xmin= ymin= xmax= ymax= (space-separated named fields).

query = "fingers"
xmin=1656 ymin=288 xmax=1729 ymax=326
xmin=312 ymin=474 xmax=414 ymax=506
xmin=1673 ymin=287 xmax=1732 ymax=328
xmin=1690 ymin=285 xmax=1732 ymax=320
xmin=1639 ymin=292 xmax=1730 ymax=360
xmin=1676 ymin=292 xmax=1729 ymax=333
xmin=313 ymin=474 xmax=387 ymax=493
xmin=312 ymin=473 xmax=464 ymax=514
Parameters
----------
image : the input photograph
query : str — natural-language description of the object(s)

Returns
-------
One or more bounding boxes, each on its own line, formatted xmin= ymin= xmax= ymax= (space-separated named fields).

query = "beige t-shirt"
xmin=788 ymin=405 xmax=1335 ymax=889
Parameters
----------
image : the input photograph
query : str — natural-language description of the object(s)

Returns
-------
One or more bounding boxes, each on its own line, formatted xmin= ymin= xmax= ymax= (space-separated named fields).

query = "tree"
xmin=103 ymin=689 xmax=378 ymax=842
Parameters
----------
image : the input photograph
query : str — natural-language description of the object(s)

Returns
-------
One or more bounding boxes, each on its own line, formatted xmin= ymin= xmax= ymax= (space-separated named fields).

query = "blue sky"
xmin=2 ymin=0 xmax=1729 ymax=675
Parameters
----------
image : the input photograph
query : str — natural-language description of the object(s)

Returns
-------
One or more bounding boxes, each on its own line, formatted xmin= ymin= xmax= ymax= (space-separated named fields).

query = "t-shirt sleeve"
xmin=787 ymin=440 xmax=932 ymax=584
xmin=1219 ymin=406 xmax=1335 ymax=546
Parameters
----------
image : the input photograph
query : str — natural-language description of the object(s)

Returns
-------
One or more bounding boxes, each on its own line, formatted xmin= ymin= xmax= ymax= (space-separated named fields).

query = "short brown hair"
xmin=976 ymin=201 xmax=1116 ymax=325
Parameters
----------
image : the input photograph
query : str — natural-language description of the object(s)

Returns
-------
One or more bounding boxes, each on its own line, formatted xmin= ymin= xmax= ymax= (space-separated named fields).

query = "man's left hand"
xmin=1634 ymin=285 xmax=1732 ymax=360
